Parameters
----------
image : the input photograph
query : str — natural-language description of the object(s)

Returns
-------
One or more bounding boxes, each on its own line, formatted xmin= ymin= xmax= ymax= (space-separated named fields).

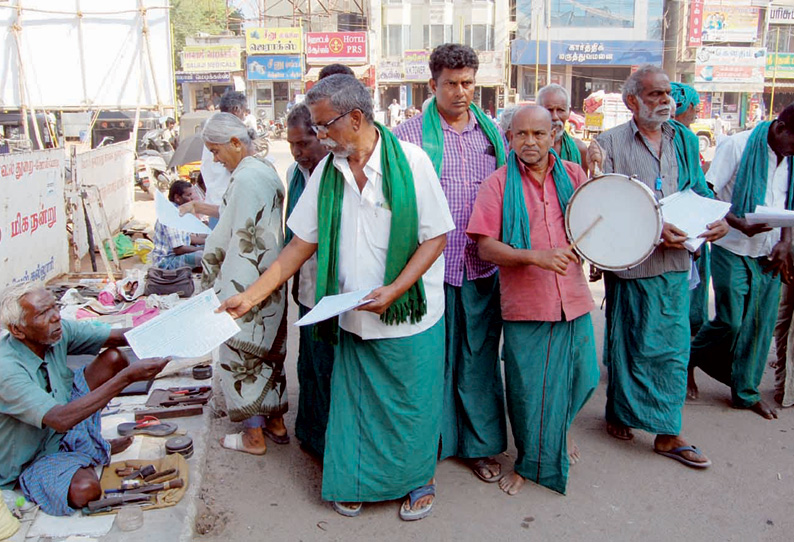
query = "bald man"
xmin=467 ymin=106 xmax=599 ymax=496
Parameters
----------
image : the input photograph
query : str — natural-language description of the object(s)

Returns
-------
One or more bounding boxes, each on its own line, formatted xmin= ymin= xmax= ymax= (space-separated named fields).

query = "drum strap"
xmin=502 ymin=149 xmax=573 ymax=250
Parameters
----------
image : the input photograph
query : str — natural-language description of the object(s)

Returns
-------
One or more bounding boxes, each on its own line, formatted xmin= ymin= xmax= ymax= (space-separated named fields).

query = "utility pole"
xmin=662 ymin=0 xmax=680 ymax=80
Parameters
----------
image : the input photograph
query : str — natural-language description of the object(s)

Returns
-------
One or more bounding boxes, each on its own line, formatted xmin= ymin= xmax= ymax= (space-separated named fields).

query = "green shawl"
xmin=284 ymin=164 xmax=305 ymax=245
xmin=669 ymin=119 xmax=713 ymax=198
xmin=315 ymin=122 xmax=426 ymax=343
xmin=421 ymin=97 xmax=506 ymax=176
xmin=730 ymin=120 xmax=794 ymax=217
xmin=559 ymin=131 xmax=582 ymax=165
xmin=502 ymin=148 xmax=574 ymax=250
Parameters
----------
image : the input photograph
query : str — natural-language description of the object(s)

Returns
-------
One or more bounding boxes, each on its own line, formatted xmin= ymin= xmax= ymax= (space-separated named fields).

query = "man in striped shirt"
xmin=589 ymin=65 xmax=727 ymax=469
xmin=394 ymin=44 xmax=507 ymax=483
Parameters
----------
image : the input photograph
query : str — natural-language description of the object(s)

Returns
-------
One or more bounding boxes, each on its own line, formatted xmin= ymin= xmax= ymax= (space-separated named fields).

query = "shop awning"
xmin=305 ymin=65 xmax=370 ymax=82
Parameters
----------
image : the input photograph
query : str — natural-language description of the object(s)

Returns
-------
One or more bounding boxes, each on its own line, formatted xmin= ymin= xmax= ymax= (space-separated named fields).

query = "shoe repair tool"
xmin=192 ymin=364 xmax=212 ymax=380
xmin=115 ymin=466 xmax=136 ymax=478
xmin=135 ymin=405 xmax=204 ymax=421
xmin=86 ymin=493 xmax=151 ymax=512
xmin=117 ymin=416 xmax=178 ymax=437
xmin=123 ymin=464 xmax=156 ymax=481
xmin=144 ymin=468 xmax=178 ymax=483
xmin=126 ymin=478 xmax=184 ymax=494
xmin=165 ymin=436 xmax=194 ymax=459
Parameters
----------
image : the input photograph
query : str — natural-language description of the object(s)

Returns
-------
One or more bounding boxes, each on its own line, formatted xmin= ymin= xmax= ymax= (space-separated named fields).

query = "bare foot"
xmin=687 ymin=367 xmax=699 ymax=400
xmin=498 ymin=471 xmax=526 ymax=496
xmin=748 ymin=400 xmax=778 ymax=420
xmin=265 ymin=416 xmax=287 ymax=438
xmin=606 ymin=421 xmax=634 ymax=441
xmin=108 ymin=436 xmax=134 ymax=455
xmin=220 ymin=426 xmax=267 ymax=455
xmin=465 ymin=457 xmax=501 ymax=482
xmin=654 ymin=434 xmax=710 ymax=466
xmin=774 ymin=391 xmax=785 ymax=406
xmin=567 ymin=434 xmax=580 ymax=465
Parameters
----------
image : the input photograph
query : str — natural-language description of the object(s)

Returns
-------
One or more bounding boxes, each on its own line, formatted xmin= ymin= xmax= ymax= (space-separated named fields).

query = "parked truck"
xmin=582 ymin=91 xmax=633 ymax=139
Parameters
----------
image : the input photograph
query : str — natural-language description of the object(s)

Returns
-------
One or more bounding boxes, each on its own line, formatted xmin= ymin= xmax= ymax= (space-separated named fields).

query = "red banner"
xmin=306 ymin=32 xmax=368 ymax=64
xmin=688 ymin=0 xmax=705 ymax=47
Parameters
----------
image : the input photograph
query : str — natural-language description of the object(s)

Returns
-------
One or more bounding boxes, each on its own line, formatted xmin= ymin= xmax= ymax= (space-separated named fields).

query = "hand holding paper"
xmin=295 ymin=289 xmax=375 ymax=327
xmin=660 ymin=189 xmax=731 ymax=252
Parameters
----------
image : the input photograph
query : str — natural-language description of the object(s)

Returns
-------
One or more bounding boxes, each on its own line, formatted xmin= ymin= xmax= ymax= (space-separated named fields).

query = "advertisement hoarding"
xmin=306 ymin=32 xmax=367 ymax=64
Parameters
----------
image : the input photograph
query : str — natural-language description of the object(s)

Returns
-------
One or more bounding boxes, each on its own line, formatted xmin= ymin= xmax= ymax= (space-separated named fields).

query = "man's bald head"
xmin=510 ymin=106 xmax=554 ymax=167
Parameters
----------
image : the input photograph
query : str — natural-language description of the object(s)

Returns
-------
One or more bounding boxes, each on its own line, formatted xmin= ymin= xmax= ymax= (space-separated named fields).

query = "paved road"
xmin=191 ymin=139 xmax=793 ymax=542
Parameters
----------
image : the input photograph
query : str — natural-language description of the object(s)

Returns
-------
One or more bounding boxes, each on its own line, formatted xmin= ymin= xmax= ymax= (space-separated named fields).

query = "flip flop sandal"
xmin=262 ymin=426 xmax=290 ymax=445
xmin=654 ymin=445 xmax=712 ymax=469
xmin=332 ymin=501 xmax=362 ymax=517
xmin=399 ymin=483 xmax=436 ymax=521
xmin=117 ymin=416 xmax=177 ymax=437
xmin=220 ymin=432 xmax=267 ymax=456
xmin=467 ymin=458 xmax=502 ymax=483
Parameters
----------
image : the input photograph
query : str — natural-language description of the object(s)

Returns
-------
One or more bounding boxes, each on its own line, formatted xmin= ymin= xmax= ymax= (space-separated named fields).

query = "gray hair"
xmin=500 ymin=105 xmax=520 ymax=132
xmin=202 ymin=112 xmax=254 ymax=146
xmin=287 ymin=103 xmax=313 ymax=134
xmin=305 ymin=74 xmax=374 ymax=123
xmin=536 ymin=84 xmax=571 ymax=110
xmin=219 ymin=91 xmax=247 ymax=114
xmin=0 ymin=282 xmax=42 ymax=329
xmin=622 ymin=64 xmax=667 ymax=107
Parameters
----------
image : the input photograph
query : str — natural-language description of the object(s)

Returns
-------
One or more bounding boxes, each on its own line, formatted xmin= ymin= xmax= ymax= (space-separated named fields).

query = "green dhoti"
xmin=440 ymin=274 xmax=506 ymax=460
xmin=321 ymin=319 xmax=444 ymax=502
xmin=690 ymin=244 xmax=781 ymax=408
xmin=502 ymin=314 xmax=599 ymax=494
xmin=689 ymin=245 xmax=711 ymax=336
xmin=604 ymin=271 xmax=689 ymax=435
xmin=294 ymin=303 xmax=335 ymax=457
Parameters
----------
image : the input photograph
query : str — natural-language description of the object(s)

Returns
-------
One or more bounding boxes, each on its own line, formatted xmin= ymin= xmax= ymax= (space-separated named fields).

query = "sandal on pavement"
xmin=220 ymin=432 xmax=267 ymax=456
xmin=262 ymin=426 xmax=290 ymax=445
xmin=117 ymin=416 xmax=177 ymax=437
xmin=399 ymin=483 xmax=436 ymax=521
xmin=466 ymin=457 xmax=502 ymax=483
xmin=332 ymin=501 xmax=362 ymax=517
xmin=654 ymin=445 xmax=712 ymax=469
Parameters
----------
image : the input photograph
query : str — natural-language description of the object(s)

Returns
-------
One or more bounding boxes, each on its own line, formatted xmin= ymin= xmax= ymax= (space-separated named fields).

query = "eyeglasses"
xmin=311 ymin=109 xmax=355 ymax=135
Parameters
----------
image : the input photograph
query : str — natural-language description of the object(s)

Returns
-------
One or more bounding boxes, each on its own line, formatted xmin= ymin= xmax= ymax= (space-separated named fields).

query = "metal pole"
xmin=534 ymin=10 xmax=540 ymax=95
xmin=545 ymin=0 xmax=551 ymax=84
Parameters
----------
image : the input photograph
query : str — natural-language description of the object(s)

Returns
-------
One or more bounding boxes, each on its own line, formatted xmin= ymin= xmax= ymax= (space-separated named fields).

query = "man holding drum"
xmin=467 ymin=105 xmax=599 ymax=496
xmin=588 ymin=65 xmax=728 ymax=469
xmin=689 ymin=103 xmax=794 ymax=419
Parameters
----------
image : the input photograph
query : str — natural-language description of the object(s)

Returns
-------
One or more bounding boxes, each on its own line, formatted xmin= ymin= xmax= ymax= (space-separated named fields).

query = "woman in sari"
xmin=200 ymin=113 xmax=289 ymax=455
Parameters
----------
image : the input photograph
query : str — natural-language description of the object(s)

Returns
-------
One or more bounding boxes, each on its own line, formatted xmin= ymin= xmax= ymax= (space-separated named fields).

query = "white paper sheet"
xmin=745 ymin=205 xmax=794 ymax=227
xmin=660 ymin=189 xmax=731 ymax=252
xmin=124 ymin=290 xmax=240 ymax=359
xmin=295 ymin=288 xmax=375 ymax=327
xmin=154 ymin=189 xmax=212 ymax=235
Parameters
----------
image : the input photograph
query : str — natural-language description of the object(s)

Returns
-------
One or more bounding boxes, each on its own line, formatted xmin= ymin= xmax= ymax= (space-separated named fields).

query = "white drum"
xmin=565 ymin=173 xmax=663 ymax=271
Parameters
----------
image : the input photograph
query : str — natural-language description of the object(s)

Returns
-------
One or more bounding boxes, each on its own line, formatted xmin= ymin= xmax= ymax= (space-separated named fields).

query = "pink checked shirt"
xmin=467 ymin=155 xmax=594 ymax=322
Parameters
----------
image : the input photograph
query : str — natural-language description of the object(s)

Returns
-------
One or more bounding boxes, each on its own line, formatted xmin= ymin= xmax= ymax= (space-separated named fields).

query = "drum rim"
xmin=564 ymin=173 xmax=663 ymax=271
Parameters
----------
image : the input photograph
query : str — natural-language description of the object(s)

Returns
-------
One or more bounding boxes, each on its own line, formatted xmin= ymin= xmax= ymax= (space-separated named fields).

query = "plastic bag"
xmin=104 ymin=233 xmax=135 ymax=261
xmin=134 ymin=239 xmax=155 ymax=264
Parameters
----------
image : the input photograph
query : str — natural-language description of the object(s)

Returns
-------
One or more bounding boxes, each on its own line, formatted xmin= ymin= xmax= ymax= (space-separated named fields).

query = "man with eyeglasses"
xmin=394 ymin=43 xmax=508 ymax=485
xmin=217 ymin=74 xmax=454 ymax=520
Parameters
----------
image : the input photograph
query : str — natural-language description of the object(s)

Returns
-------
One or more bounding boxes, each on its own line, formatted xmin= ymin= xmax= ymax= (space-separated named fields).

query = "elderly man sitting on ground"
xmin=0 ymin=283 xmax=170 ymax=516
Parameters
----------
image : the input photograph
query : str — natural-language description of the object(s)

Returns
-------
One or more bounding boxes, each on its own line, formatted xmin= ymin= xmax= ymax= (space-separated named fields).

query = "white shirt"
xmin=708 ymin=129 xmax=791 ymax=257
xmin=288 ymin=135 xmax=455 ymax=340
xmin=200 ymin=146 xmax=232 ymax=206
xmin=243 ymin=114 xmax=258 ymax=133
xmin=286 ymin=162 xmax=318 ymax=309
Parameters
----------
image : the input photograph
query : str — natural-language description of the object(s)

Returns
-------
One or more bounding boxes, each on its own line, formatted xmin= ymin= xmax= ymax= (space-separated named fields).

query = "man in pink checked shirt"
xmin=394 ymin=43 xmax=508 ymax=484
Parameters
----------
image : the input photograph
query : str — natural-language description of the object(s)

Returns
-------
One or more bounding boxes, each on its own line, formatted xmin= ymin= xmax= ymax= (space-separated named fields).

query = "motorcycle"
xmin=269 ymin=114 xmax=287 ymax=139
xmin=135 ymin=129 xmax=179 ymax=195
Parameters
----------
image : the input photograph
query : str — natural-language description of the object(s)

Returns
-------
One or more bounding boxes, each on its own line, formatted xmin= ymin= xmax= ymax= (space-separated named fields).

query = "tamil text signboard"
xmin=246 ymin=55 xmax=302 ymax=81
xmin=404 ymin=50 xmax=431 ymax=81
xmin=769 ymin=5 xmax=794 ymax=24
xmin=766 ymin=53 xmax=794 ymax=79
xmin=181 ymin=45 xmax=241 ymax=73
xmin=694 ymin=46 xmax=766 ymax=92
xmin=306 ymin=32 xmax=367 ymax=64
xmin=511 ymin=40 xmax=663 ymax=66
xmin=245 ymin=27 xmax=302 ymax=55
xmin=0 ymin=149 xmax=68 ymax=287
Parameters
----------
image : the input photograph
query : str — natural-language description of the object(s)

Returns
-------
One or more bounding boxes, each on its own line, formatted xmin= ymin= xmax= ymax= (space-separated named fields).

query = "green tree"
xmin=171 ymin=0 xmax=245 ymax=69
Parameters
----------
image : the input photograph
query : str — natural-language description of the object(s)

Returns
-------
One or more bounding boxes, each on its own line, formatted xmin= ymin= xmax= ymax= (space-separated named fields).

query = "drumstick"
xmin=571 ymin=215 xmax=604 ymax=247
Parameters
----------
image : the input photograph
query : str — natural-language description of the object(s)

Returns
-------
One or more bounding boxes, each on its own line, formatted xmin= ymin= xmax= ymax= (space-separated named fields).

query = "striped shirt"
xmin=597 ymin=119 xmax=689 ymax=279
xmin=394 ymin=111 xmax=503 ymax=287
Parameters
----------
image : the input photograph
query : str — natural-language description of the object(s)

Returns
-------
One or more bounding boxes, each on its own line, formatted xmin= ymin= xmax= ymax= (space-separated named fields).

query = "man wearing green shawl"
xmin=468 ymin=106 xmax=599 ymax=496
xmin=284 ymin=104 xmax=333 ymax=456
xmin=537 ymin=84 xmax=591 ymax=173
xmin=218 ymin=75 xmax=454 ymax=521
xmin=689 ymin=104 xmax=794 ymax=420
xmin=590 ymin=65 xmax=727 ymax=469
xmin=394 ymin=43 xmax=508 ymax=484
